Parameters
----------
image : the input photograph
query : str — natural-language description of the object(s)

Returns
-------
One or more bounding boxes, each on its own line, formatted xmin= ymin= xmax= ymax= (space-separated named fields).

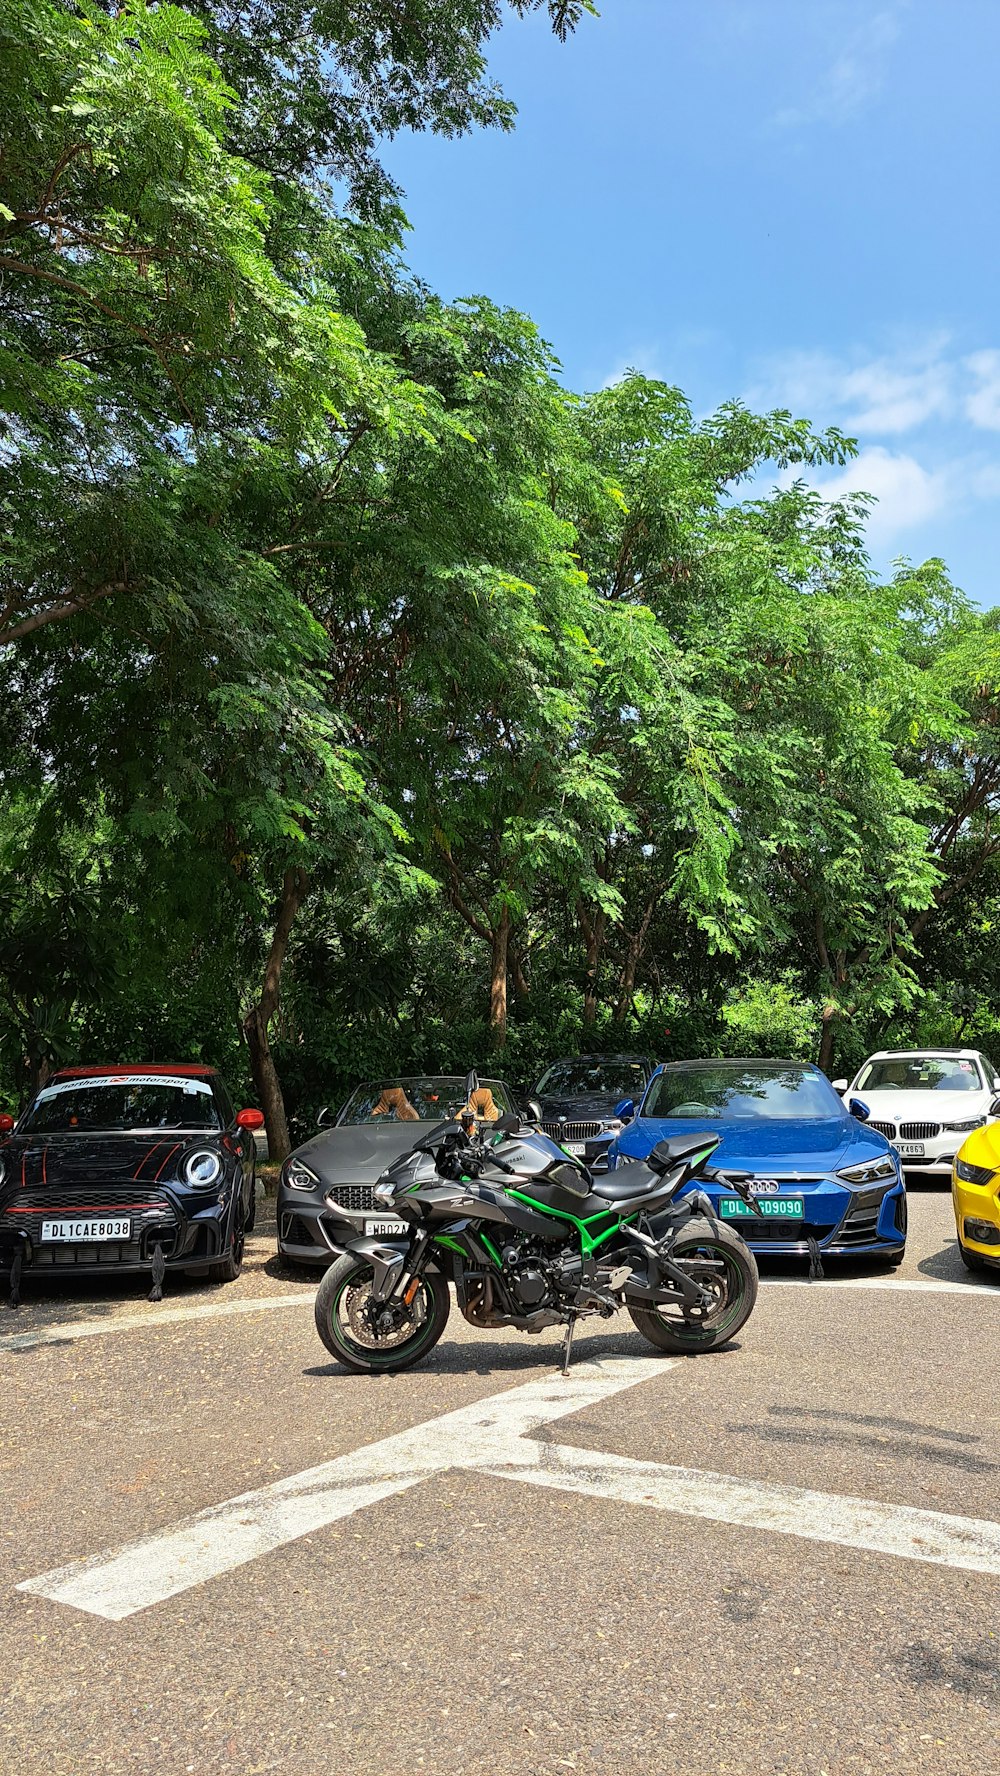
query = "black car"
xmin=277 ymin=1074 xmax=516 ymax=1266
xmin=532 ymin=1053 xmax=657 ymax=1164
xmin=0 ymin=1065 xmax=263 ymax=1292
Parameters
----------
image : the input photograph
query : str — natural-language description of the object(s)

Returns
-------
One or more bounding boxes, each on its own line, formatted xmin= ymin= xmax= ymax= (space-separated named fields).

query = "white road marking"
xmin=483 ymin=1443 xmax=1000 ymax=1577
xmin=17 ymin=1353 xmax=671 ymax=1619
xmin=761 ymin=1275 xmax=999 ymax=1298
xmin=0 ymin=1294 xmax=310 ymax=1354
xmin=21 ymin=1342 xmax=1000 ymax=1621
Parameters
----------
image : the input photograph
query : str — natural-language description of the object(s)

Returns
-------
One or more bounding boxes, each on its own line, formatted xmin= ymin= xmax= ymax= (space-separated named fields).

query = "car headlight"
xmin=955 ymin=1155 xmax=997 ymax=1188
xmin=183 ymin=1149 xmax=223 ymax=1187
xmin=838 ymin=1155 xmax=898 ymax=1186
xmin=284 ymin=1158 xmax=320 ymax=1192
xmin=372 ymin=1179 xmax=396 ymax=1207
xmin=945 ymin=1117 xmax=986 ymax=1133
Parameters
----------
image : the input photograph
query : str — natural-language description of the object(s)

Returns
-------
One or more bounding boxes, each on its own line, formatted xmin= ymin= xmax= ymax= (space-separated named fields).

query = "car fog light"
xmin=964 ymin=1217 xmax=1000 ymax=1246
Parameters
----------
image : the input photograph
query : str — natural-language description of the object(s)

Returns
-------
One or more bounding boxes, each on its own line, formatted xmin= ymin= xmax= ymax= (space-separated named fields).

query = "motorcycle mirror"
xmin=496 ymin=1112 xmax=520 ymax=1134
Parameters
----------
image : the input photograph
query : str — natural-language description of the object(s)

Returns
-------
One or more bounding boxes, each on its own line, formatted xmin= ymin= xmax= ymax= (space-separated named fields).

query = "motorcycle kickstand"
xmin=559 ymin=1313 xmax=578 ymax=1377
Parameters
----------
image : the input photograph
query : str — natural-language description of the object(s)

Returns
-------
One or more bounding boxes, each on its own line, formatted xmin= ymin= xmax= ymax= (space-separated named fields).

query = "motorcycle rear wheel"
xmin=627 ymin=1217 xmax=758 ymax=1353
xmin=314 ymin=1254 xmax=451 ymax=1374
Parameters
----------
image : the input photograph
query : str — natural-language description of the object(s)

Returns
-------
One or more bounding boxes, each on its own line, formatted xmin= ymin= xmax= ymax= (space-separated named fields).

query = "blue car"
xmin=605 ymin=1058 xmax=906 ymax=1265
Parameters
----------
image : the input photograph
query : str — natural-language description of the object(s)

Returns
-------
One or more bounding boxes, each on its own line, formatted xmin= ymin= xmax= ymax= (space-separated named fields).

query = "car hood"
xmin=537 ymin=1093 xmax=626 ymax=1121
xmin=0 ymin=1131 xmax=220 ymax=1187
xmin=292 ymin=1122 xmax=433 ymax=1183
xmin=613 ymin=1115 xmax=888 ymax=1173
xmin=851 ymin=1089 xmax=987 ymax=1122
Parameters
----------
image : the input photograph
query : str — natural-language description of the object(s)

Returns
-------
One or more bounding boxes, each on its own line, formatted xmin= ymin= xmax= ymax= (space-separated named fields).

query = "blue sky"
xmin=383 ymin=0 xmax=1000 ymax=604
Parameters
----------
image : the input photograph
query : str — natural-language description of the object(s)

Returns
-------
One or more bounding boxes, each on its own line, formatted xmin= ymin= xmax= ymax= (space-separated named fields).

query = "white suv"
xmin=834 ymin=1049 xmax=1000 ymax=1179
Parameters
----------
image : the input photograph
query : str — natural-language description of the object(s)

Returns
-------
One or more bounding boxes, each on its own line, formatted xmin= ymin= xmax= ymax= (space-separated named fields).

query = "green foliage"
xmin=720 ymin=975 xmax=819 ymax=1062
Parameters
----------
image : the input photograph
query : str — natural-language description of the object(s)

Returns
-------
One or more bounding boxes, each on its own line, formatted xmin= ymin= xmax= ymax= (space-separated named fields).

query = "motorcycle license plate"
xmin=719 ymin=1197 xmax=804 ymax=1220
xmin=897 ymin=1142 xmax=925 ymax=1157
xmin=364 ymin=1218 xmax=406 ymax=1236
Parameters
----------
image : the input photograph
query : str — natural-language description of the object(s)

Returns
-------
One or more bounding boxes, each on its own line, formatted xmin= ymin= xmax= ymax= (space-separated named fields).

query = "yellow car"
xmin=952 ymin=1124 xmax=1000 ymax=1274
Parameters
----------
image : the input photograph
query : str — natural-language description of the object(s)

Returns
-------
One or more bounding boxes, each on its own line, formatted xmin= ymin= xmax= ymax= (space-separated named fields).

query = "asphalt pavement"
xmin=1 ymin=1180 xmax=998 ymax=1776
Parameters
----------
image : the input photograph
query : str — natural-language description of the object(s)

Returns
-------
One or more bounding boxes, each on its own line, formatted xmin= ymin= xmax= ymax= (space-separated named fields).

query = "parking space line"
xmin=483 ymin=1442 xmax=1000 ymax=1576
xmin=761 ymin=1276 xmax=998 ymax=1297
xmin=17 ymin=1353 xmax=672 ymax=1619
xmin=0 ymin=1294 xmax=311 ymax=1354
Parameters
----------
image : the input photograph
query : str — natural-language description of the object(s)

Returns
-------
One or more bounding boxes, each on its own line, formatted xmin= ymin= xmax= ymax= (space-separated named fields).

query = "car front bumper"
xmin=691 ymin=1175 xmax=907 ymax=1260
xmin=277 ymin=1185 xmax=393 ymax=1265
xmin=0 ymin=1187 xmax=236 ymax=1277
xmin=951 ymin=1169 xmax=1000 ymax=1264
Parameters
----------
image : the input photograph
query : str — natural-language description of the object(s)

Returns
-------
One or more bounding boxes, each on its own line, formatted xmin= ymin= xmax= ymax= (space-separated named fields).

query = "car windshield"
xmin=642 ymin=1065 xmax=841 ymax=1121
xmin=338 ymin=1078 xmax=512 ymax=1125
xmin=536 ymin=1059 xmax=648 ymax=1097
xmin=22 ymin=1075 xmax=220 ymax=1133
xmin=857 ymin=1057 xmax=983 ymax=1093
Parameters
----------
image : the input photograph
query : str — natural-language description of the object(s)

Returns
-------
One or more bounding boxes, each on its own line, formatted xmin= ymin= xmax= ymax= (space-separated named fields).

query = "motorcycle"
xmin=313 ymin=1073 xmax=761 ymax=1375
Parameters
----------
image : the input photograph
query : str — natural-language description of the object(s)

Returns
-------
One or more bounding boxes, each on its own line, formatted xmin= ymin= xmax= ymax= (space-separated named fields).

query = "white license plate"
xmin=41 ymin=1218 xmax=132 ymax=1243
xmin=897 ymin=1142 xmax=925 ymax=1157
xmin=564 ymin=1141 xmax=587 ymax=1155
xmin=364 ymin=1218 xmax=406 ymax=1237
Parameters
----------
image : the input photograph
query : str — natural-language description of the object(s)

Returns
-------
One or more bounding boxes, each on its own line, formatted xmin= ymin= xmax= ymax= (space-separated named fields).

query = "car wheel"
xmin=959 ymin=1242 xmax=992 ymax=1275
xmin=207 ymin=1201 xmax=245 ymax=1284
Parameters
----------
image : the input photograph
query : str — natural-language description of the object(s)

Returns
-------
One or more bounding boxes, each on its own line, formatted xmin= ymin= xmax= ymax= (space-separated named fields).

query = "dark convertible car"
xmin=277 ymin=1074 xmax=515 ymax=1265
xmin=0 ymin=1064 xmax=264 ymax=1295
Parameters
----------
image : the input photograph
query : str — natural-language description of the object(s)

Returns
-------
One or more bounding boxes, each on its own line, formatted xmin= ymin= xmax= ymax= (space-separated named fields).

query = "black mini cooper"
xmin=0 ymin=1064 xmax=264 ymax=1294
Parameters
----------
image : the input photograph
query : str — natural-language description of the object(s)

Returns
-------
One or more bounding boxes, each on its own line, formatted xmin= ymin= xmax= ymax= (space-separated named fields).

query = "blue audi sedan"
xmin=606 ymin=1058 xmax=906 ymax=1265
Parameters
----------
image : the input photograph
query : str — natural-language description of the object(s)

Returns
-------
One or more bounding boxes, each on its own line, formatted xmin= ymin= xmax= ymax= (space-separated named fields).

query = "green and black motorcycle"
xmin=313 ymin=1073 xmax=760 ymax=1374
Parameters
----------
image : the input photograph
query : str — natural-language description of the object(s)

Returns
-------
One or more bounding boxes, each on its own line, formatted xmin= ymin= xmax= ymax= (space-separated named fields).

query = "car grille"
xmin=541 ymin=1121 xmax=604 ymax=1143
xmin=323 ymin=1184 xmax=376 ymax=1213
xmin=4 ymin=1184 xmax=176 ymax=1225
xmin=868 ymin=1120 xmax=897 ymax=1139
xmin=899 ymin=1122 xmax=940 ymax=1141
xmin=740 ymin=1220 xmax=838 ymax=1244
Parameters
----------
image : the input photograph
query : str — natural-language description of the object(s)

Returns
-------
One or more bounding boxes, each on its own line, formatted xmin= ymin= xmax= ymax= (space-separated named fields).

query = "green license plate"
xmin=719 ymin=1196 xmax=805 ymax=1219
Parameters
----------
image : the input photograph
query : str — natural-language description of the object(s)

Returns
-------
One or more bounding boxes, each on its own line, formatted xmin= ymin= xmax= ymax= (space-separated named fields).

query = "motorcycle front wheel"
xmin=627 ymin=1217 xmax=758 ymax=1353
xmin=314 ymin=1253 xmax=451 ymax=1374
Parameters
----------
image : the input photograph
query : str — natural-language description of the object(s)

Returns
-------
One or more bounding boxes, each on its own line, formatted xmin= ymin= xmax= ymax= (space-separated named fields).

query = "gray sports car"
xmin=276 ymin=1075 xmax=516 ymax=1266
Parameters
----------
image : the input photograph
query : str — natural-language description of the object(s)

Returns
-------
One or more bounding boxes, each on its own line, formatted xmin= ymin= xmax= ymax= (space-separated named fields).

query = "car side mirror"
xmin=989 ymin=1096 xmax=1000 ymax=1118
xmin=0 ymin=1113 xmax=14 ymax=1134
xmin=522 ymin=1099 xmax=542 ymax=1123
xmin=832 ymin=1079 xmax=848 ymax=1094
xmin=316 ymin=1105 xmax=332 ymax=1128
xmin=236 ymin=1107 xmax=266 ymax=1130
xmin=615 ymin=1098 xmax=635 ymax=1123
xmin=848 ymin=1097 xmax=870 ymax=1123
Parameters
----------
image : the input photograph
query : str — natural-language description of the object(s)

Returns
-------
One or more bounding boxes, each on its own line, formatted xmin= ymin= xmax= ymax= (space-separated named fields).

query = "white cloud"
xmin=772 ymin=6 xmax=904 ymax=129
xmin=805 ymin=446 xmax=952 ymax=546
xmin=748 ymin=340 xmax=954 ymax=434
xmin=965 ymin=351 xmax=1000 ymax=429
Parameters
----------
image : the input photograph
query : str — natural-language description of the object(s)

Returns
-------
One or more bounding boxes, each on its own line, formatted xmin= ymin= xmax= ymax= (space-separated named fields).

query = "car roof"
xmin=863 ymin=1049 xmax=981 ymax=1061
xmin=47 ymin=1063 xmax=220 ymax=1082
xmin=541 ymin=1054 xmax=653 ymax=1066
xmin=657 ymin=1057 xmax=817 ymax=1070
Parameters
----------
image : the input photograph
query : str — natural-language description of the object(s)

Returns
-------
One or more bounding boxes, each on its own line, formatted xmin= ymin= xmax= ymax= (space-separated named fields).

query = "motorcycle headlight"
xmin=284 ymin=1158 xmax=320 ymax=1192
xmin=183 ymin=1149 xmax=222 ymax=1188
xmin=945 ymin=1117 xmax=986 ymax=1133
xmin=373 ymin=1179 xmax=396 ymax=1207
xmin=955 ymin=1155 xmax=997 ymax=1188
xmin=838 ymin=1155 xmax=898 ymax=1186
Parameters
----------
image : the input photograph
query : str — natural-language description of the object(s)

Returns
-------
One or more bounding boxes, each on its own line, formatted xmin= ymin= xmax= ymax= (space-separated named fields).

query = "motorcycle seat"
xmin=590 ymin=1163 xmax=660 ymax=1203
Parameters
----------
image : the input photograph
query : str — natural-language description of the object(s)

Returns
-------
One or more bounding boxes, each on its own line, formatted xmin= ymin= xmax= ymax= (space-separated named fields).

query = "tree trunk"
xmin=817 ymin=1003 xmax=838 ymax=1075
xmin=243 ymin=865 xmax=309 ymax=1162
xmin=577 ymin=900 xmax=606 ymax=1027
xmin=613 ymin=895 xmax=658 ymax=1023
xmin=489 ymin=906 xmax=511 ymax=1047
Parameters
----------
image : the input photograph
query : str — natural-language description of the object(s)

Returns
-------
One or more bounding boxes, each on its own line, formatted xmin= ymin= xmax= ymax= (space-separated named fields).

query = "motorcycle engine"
xmin=501 ymin=1241 xmax=558 ymax=1310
